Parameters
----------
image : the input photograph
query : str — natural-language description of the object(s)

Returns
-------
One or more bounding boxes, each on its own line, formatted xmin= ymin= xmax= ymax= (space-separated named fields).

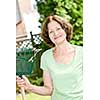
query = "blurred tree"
xmin=36 ymin=0 xmax=83 ymax=46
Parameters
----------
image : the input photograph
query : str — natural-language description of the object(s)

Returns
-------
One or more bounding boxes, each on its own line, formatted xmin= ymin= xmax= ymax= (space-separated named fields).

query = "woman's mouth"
xmin=54 ymin=35 xmax=62 ymax=40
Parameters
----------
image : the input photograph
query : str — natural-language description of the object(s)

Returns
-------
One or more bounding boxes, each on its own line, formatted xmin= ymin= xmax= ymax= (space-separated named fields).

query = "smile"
xmin=54 ymin=35 xmax=62 ymax=40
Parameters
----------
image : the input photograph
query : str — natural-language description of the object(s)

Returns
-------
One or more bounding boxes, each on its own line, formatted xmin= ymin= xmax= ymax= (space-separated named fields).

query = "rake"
xmin=16 ymin=32 xmax=43 ymax=100
xmin=16 ymin=48 xmax=35 ymax=100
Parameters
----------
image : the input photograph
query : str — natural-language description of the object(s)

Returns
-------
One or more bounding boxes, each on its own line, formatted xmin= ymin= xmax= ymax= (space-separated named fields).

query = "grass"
xmin=16 ymin=92 xmax=51 ymax=100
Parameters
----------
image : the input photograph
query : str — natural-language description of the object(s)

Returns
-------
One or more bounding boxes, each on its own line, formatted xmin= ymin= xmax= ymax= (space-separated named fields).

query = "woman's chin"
xmin=54 ymin=39 xmax=65 ymax=45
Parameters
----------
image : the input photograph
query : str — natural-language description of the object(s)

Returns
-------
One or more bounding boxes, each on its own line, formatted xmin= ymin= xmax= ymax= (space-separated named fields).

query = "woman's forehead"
xmin=47 ymin=20 xmax=61 ymax=29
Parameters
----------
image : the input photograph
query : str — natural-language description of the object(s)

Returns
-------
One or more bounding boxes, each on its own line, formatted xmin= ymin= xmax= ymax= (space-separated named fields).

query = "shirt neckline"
xmin=50 ymin=45 xmax=78 ymax=66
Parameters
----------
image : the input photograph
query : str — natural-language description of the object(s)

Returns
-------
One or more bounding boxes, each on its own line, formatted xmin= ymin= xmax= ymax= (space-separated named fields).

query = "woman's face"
xmin=47 ymin=20 xmax=67 ymax=45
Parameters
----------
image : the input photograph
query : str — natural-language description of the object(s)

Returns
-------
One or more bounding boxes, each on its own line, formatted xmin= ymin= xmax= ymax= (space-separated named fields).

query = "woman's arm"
xmin=28 ymin=71 xmax=53 ymax=95
xmin=16 ymin=71 xmax=53 ymax=96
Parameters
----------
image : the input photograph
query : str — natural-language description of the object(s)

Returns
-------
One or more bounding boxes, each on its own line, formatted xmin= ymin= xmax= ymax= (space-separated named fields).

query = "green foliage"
xmin=36 ymin=0 xmax=83 ymax=46
xmin=28 ymin=76 xmax=43 ymax=86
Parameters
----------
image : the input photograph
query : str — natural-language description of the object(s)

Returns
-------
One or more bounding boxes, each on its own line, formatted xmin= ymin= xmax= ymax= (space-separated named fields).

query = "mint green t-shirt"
xmin=40 ymin=45 xmax=83 ymax=100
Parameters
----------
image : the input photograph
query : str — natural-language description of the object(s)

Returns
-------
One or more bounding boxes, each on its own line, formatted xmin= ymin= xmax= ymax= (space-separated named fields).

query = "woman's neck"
xmin=54 ymin=40 xmax=74 ymax=54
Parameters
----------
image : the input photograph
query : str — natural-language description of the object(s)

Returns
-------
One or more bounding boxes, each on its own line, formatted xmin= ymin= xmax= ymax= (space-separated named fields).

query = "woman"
xmin=16 ymin=15 xmax=83 ymax=100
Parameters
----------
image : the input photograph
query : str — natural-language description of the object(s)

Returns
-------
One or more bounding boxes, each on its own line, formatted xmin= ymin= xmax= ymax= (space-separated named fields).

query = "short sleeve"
xmin=40 ymin=52 xmax=49 ymax=71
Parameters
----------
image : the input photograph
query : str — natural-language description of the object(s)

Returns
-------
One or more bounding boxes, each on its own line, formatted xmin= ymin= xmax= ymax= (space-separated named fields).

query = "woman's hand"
xmin=16 ymin=75 xmax=31 ymax=91
xmin=16 ymin=71 xmax=53 ymax=96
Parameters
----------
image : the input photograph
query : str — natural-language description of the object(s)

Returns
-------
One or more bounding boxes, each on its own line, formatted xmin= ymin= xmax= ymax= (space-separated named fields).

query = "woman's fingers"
xmin=16 ymin=75 xmax=30 ymax=90
xmin=22 ymin=75 xmax=30 ymax=84
xmin=17 ymin=79 xmax=25 ymax=87
xmin=17 ymin=79 xmax=26 ymax=90
xmin=17 ymin=79 xmax=24 ymax=84
xmin=16 ymin=75 xmax=21 ymax=80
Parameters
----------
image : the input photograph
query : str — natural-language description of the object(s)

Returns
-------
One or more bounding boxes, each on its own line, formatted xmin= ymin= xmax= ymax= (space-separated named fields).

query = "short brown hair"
xmin=41 ymin=15 xmax=73 ymax=47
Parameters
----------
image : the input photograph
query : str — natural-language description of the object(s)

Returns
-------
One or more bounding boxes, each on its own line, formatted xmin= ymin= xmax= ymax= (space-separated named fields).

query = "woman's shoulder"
xmin=73 ymin=44 xmax=83 ymax=50
xmin=73 ymin=45 xmax=83 ymax=54
xmin=75 ymin=45 xmax=83 ymax=58
xmin=41 ymin=48 xmax=52 ymax=57
xmin=76 ymin=45 xmax=83 ymax=50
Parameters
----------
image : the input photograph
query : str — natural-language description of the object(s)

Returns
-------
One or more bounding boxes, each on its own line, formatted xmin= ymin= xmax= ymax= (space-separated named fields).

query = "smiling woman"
xmin=47 ymin=20 xmax=67 ymax=46
xmin=41 ymin=15 xmax=73 ymax=47
xmin=16 ymin=15 xmax=83 ymax=100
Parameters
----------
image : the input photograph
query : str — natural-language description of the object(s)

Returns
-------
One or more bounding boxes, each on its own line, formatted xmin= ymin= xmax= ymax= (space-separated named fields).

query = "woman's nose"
xmin=54 ymin=31 xmax=58 ymax=35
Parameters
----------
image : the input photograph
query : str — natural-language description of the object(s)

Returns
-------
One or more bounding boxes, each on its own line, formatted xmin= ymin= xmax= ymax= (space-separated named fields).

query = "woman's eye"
xmin=56 ymin=28 xmax=61 ymax=31
xmin=49 ymin=31 xmax=54 ymax=34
